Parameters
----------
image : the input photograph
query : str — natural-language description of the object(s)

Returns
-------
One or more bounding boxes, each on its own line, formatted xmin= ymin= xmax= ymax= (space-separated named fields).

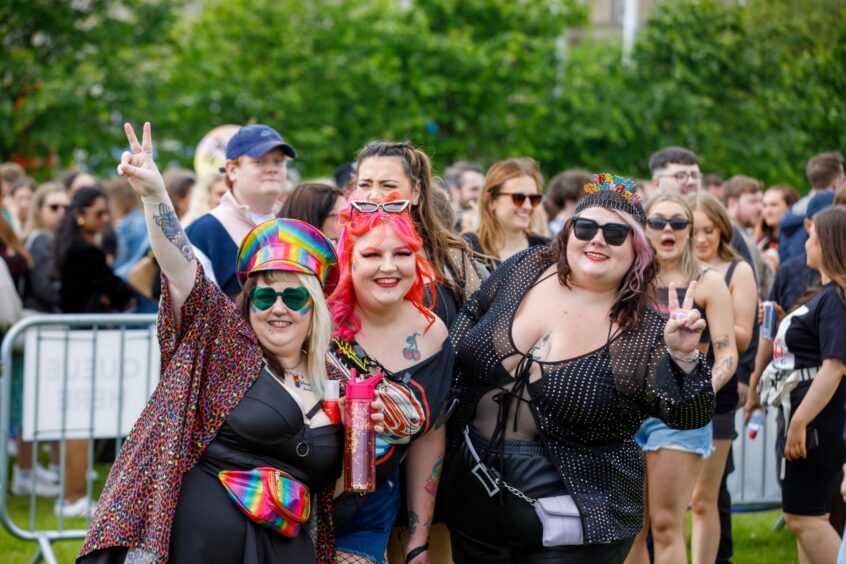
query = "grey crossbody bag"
xmin=463 ymin=426 xmax=584 ymax=546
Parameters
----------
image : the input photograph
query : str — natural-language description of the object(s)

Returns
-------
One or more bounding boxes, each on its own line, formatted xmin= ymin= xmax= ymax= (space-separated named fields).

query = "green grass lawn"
xmin=714 ymin=509 xmax=798 ymax=564
xmin=0 ymin=504 xmax=800 ymax=563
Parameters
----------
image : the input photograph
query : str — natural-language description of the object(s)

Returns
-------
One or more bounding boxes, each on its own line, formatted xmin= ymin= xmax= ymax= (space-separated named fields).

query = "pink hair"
xmin=328 ymin=192 xmax=439 ymax=341
xmin=618 ymin=213 xmax=654 ymax=299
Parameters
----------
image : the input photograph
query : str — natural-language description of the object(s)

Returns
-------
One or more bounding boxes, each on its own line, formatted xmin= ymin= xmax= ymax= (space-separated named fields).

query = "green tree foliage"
xmin=0 ymin=0 xmax=179 ymax=175
xmin=156 ymin=0 xmax=586 ymax=178
xmin=547 ymin=0 xmax=846 ymax=187
xmin=3 ymin=0 xmax=844 ymax=189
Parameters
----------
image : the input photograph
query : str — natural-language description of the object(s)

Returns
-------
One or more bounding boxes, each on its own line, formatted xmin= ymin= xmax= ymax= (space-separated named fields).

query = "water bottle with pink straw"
xmin=343 ymin=370 xmax=382 ymax=493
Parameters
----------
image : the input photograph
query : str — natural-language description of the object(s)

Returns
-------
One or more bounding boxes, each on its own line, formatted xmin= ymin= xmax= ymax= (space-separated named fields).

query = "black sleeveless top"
xmin=330 ymin=338 xmax=454 ymax=484
xmin=710 ymin=261 xmax=741 ymax=415
xmin=198 ymin=369 xmax=343 ymax=489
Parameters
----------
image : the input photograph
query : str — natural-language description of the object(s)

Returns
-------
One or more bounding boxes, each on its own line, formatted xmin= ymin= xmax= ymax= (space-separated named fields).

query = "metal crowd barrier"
xmin=728 ymin=407 xmax=783 ymax=508
xmin=0 ymin=314 xmax=784 ymax=561
xmin=0 ymin=314 xmax=158 ymax=564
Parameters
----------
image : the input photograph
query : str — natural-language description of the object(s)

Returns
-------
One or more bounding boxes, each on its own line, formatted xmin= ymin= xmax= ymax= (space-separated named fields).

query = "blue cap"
xmin=224 ymin=124 xmax=297 ymax=161
xmin=806 ymin=190 xmax=835 ymax=220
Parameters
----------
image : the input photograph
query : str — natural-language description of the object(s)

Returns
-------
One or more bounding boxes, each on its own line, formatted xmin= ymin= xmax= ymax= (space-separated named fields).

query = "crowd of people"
xmin=1 ymin=121 xmax=845 ymax=564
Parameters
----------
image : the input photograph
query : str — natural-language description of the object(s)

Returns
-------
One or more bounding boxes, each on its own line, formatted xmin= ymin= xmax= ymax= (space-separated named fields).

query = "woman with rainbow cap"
xmin=443 ymin=173 xmax=715 ymax=562
xmin=79 ymin=123 xmax=382 ymax=564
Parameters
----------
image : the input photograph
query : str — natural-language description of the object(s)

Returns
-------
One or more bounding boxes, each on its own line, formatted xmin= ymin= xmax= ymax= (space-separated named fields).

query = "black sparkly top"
xmin=447 ymin=246 xmax=714 ymax=544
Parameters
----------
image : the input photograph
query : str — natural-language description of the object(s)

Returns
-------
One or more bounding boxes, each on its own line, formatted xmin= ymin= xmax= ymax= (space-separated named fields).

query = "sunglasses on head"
xmin=249 ymin=286 xmax=312 ymax=312
xmin=571 ymin=217 xmax=632 ymax=246
xmin=494 ymin=192 xmax=543 ymax=208
xmin=349 ymin=200 xmax=411 ymax=213
xmin=47 ymin=204 xmax=68 ymax=212
xmin=646 ymin=217 xmax=690 ymax=231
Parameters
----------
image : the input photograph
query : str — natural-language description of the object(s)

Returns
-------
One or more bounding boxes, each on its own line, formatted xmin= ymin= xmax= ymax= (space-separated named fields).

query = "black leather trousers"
xmin=444 ymin=426 xmax=633 ymax=564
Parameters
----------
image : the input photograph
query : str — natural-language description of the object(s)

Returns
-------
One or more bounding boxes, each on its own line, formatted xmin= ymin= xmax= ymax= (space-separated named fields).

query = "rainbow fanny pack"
xmin=218 ymin=467 xmax=311 ymax=537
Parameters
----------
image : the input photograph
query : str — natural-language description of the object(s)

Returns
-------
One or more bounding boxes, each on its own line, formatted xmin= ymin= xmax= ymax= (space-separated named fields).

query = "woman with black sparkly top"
xmin=443 ymin=174 xmax=715 ymax=562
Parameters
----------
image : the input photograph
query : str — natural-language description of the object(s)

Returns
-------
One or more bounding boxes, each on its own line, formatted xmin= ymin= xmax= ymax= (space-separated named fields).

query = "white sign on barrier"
xmin=22 ymin=328 xmax=160 ymax=441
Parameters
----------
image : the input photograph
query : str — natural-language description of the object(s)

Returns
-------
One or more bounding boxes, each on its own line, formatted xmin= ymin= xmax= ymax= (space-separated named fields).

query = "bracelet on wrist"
xmin=406 ymin=542 xmax=429 ymax=563
xmin=669 ymin=350 xmax=699 ymax=364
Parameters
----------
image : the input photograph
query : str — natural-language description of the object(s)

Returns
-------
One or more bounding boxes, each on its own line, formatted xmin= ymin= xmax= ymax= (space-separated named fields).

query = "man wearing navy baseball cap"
xmin=186 ymin=123 xmax=296 ymax=297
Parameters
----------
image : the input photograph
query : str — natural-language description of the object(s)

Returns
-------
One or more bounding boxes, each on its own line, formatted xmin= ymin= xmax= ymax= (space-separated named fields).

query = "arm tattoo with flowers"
xmin=153 ymin=203 xmax=194 ymax=263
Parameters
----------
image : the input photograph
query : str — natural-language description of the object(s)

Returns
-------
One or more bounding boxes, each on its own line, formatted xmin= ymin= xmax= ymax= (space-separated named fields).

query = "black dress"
xmin=82 ymin=369 xmax=343 ymax=564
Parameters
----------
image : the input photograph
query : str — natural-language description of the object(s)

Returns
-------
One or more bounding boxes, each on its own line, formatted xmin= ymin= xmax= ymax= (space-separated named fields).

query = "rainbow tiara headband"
xmin=575 ymin=172 xmax=647 ymax=224
xmin=583 ymin=173 xmax=641 ymax=205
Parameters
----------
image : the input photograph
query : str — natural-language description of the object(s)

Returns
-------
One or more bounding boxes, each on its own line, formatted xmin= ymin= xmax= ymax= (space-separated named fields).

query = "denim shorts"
xmin=334 ymin=467 xmax=401 ymax=564
xmin=635 ymin=417 xmax=714 ymax=458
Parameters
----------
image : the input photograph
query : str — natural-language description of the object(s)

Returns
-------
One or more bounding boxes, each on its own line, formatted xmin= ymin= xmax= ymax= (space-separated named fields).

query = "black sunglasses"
xmin=249 ymin=286 xmax=312 ymax=312
xmin=494 ymin=192 xmax=542 ymax=208
xmin=571 ymin=217 xmax=632 ymax=246
xmin=646 ymin=217 xmax=690 ymax=231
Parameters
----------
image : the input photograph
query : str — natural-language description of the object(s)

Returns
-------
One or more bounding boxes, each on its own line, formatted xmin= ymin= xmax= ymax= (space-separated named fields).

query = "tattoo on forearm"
xmin=711 ymin=356 xmax=735 ymax=389
xmin=408 ymin=510 xmax=419 ymax=536
xmin=153 ymin=203 xmax=194 ymax=263
xmin=713 ymin=335 xmax=730 ymax=350
xmin=403 ymin=332 xmax=422 ymax=362
xmin=424 ymin=458 xmax=443 ymax=496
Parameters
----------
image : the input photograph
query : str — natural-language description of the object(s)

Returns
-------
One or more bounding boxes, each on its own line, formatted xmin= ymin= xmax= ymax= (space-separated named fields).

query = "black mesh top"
xmin=447 ymin=246 xmax=714 ymax=544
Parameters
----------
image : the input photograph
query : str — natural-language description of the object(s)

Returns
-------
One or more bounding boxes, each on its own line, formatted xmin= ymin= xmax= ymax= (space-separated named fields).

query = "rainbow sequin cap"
xmin=236 ymin=219 xmax=339 ymax=294
xmin=575 ymin=173 xmax=646 ymax=225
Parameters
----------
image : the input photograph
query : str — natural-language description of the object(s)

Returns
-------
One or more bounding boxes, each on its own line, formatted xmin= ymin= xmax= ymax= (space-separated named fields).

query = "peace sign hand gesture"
xmin=663 ymin=281 xmax=707 ymax=360
xmin=116 ymin=122 xmax=166 ymax=199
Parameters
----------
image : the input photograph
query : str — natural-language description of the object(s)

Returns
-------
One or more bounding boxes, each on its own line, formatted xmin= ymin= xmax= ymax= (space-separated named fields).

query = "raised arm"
xmin=117 ymin=122 xmax=197 ymax=312
xmin=645 ymin=281 xmax=715 ymax=429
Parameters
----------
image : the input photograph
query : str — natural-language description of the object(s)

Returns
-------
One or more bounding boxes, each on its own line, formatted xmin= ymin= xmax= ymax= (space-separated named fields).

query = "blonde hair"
xmin=239 ymin=270 xmax=333 ymax=398
xmin=645 ymin=194 xmax=701 ymax=284
xmin=183 ymin=172 xmax=226 ymax=226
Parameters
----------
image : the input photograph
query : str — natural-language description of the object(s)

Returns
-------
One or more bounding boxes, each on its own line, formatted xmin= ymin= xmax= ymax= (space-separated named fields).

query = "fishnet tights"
xmin=336 ymin=550 xmax=381 ymax=564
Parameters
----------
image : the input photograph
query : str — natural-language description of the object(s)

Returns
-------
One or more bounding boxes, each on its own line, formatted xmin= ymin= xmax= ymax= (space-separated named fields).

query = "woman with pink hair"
xmin=328 ymin=194 xmax=453 ymax=564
